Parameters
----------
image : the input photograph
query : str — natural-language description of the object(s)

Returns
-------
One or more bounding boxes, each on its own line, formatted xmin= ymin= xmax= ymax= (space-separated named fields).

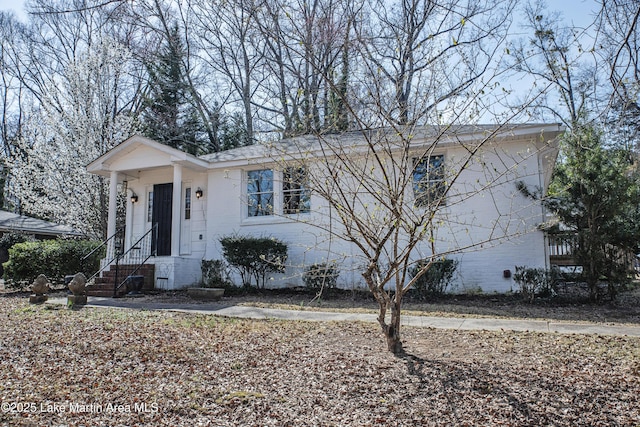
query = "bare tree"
xmin=596 ymin=0 xmax=640 ymax=107
xmin=190 ymin=0 xmax=262 ymax=142
xmin=594 ymin=0 xmax=640 ymax=149
xmin=511 ymin=1 xmax=603 ymax=128
xmin=273 ymin=119 xmax=559 ymax=353
xmin=0 ymin=12 xmax=29 ymax=209
xmin=266 ymin=0 xmax=558 ymax=353
xmin=252 ymin=0 xmax=359 ymax=136
xmin=281 ymin=0 xmax=355 ymax=133
xmin=355 ymin=0 xmax=517 ymax=126
xmin=0 ymin=12 xmax=27 ymax=160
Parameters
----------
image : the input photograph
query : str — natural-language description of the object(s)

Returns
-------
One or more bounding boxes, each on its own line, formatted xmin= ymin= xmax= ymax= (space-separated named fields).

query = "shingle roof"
xmin=0 ymin=210 xmax=83 ymax=236
xmin=199 ymin=123 xmax=563 ymax=164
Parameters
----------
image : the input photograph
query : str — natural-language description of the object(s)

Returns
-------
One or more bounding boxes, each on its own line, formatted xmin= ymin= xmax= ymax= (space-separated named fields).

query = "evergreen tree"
xmin=326 ymin=31 xmax=350 ymax=133
xmin=219 ymin=112 xmax=251 ymax=151
xmin=544 ymin=126 xmax=640 ymax=301
xmin=142 ymin=25 xmax=208 ymax=155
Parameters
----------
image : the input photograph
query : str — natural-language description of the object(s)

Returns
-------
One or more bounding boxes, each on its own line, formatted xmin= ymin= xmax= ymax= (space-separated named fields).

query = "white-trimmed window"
xmin=247 ymin=169 xmax=274 ymax=216
xmin=283 ymin=167 xmax=310 ymax=214
xmin=413 ymin=154 xmax=445 ymax=207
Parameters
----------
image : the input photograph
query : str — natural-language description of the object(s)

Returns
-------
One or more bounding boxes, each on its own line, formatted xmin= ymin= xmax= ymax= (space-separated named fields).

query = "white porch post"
xmin=171 ymin=163 xmax=182 ymax=256
xmin=125 ymin=193 xmax=134 ymax=252
xmin=107 ymin=170 xmax=119 ymax=259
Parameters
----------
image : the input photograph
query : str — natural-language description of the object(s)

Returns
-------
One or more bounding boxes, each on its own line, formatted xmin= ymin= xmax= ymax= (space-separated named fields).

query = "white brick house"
xmin=87 ymin=124 xmax=563 ymax=293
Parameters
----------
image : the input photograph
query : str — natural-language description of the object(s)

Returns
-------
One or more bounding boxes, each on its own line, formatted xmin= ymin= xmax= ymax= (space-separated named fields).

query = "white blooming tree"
xmin=9 ymin=39 xmax=138 ymax=237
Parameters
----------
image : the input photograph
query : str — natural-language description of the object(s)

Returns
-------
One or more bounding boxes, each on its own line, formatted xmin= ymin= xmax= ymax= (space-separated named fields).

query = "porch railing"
xmin=113 ymin=224 xmax=158 ymax=296
xmin=82 ymin=228 xmax=125 ymax=283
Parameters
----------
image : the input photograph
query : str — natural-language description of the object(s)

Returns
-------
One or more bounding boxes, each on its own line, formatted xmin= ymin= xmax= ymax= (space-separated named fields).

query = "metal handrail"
xmin=83 ymin=228 xmax=124 ymax=282
xmin=113 ymin=224 xmax=158 ymax=296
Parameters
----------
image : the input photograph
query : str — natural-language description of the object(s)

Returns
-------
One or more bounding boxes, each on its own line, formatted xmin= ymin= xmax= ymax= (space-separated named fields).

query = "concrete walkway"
xmin=46 ymin=296 xmax=640 ymax=337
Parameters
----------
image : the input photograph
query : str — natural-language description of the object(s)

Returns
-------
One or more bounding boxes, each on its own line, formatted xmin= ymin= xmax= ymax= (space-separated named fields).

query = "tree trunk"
xmin=384 ymin=312 xmax=404 ymax=354
xmin=365 ymin=269 xmax=404 ymax=354
xmin=385 ymin=298 xmax=403 ymax=354
xmin=585 ymin=248 xmax=599 ymax=302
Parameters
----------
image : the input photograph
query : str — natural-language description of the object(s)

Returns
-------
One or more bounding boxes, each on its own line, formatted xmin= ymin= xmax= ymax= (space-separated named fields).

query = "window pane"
xmin=283 ymin=167 xmax=310 ymax=214
xmin=413 ymin=155 xmax=445 ymax=207
xmin=247 ymin=169 xmax=273 ymax=216
xmin=185 ymin=187 xmax=191 ymax=220
xmin=147 ymin=191 xmax=153 ymax=222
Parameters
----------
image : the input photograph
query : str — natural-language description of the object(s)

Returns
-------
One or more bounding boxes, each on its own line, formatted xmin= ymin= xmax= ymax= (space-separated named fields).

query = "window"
xmin=147 ymin=191 xmax=153 ymax=222
xmin=185 ymin=187 xmax=191 ymax=220
xmin=247 ymin=169 xmax=273 ymax=216
xmin=283 ymin=167 xmax=310 ymax=214
xmin=413 ymin=154 xmax=445 ymax=207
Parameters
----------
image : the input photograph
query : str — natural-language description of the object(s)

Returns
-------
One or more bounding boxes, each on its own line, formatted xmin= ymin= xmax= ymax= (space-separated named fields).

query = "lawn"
xmin=0 ymin=292 xmax=639 ymax=426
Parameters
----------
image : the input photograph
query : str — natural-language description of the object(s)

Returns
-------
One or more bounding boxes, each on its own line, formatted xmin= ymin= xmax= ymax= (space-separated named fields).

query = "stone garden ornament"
xmin=29 ymin=274 xmax=50 ymax=304
xmin=67 ymin=272 xmax=88 ymax=307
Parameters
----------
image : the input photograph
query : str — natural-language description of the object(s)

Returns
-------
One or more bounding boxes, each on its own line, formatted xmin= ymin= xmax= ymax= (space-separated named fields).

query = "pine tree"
xmin=326 ymin=32 xmax=350 ymax=133
xmin=219 ymin=112 xmax=250 ymax=151
xmin=142 ymin=25 xmax=207 ymax=155
xmin=545 ymin=126 xmax=640 ymax=301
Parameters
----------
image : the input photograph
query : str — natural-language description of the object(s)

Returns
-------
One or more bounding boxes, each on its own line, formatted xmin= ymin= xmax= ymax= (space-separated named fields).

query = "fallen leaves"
xmin=0 ymin=294 xmax=638 ymax=426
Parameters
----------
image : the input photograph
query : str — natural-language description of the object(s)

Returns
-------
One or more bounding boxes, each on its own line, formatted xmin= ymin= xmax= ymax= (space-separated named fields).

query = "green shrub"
xmin=0 ymin=232 xmax=34 ymax=253
xmin=0 ymin=232 xmax=35 ymax=276
xmin=513 ymin=266 xmax=556 ymax=302
xmin=219 ymin=235 xmax=287 ymax=288
xmin=303 ymin=262 xmax=340 ymax=291
xmin=409 ymin=258 xmax=458 ymax=299
xmin=200 ymin=259 xmax=233 ymax=288
xmin=3 ymin=239 xmax=103 ymax=289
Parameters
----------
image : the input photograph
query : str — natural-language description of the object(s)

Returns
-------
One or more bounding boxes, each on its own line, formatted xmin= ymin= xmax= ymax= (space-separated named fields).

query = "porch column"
xmin=107 ymin=170 xmax=119 ymax=259
xmin=171 ymin=163 xmax=183 ymax=256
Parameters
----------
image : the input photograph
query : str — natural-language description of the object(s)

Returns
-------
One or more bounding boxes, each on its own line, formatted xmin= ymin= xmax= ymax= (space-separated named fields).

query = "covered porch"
xmin=86 ymin=135 xmax=210 ymax=291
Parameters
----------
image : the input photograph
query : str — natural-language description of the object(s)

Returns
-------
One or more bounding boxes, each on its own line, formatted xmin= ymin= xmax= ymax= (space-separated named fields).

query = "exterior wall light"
xmin=195 ymin=188 xmax=203 ymax=199
xmin=131 ymin=193 xmax=138 ymax=203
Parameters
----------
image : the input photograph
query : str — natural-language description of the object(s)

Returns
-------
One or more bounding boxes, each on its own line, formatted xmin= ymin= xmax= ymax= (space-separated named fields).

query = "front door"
xmin=152 ymin=183 xmax=173 ymax=256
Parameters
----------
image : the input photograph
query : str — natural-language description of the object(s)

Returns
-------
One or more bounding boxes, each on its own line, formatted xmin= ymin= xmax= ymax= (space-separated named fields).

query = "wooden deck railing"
xmin=547 ymin=232 xmax=639 ymax=275
xmin=547 ymin=232 xmax=576 ymax=262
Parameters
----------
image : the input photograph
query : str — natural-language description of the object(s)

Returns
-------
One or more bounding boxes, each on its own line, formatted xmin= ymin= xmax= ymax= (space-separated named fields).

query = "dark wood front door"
xmin=152 ymin=183 xmax=173 ymax=256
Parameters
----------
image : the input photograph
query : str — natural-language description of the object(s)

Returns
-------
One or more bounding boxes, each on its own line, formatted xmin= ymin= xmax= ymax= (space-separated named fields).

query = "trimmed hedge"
xmin=303 ymin=262 xmax=340 ymax=291
xmin=409 ymin=258 xmax=458 ymax=298
xmin=200 ymin=259 xmax=233 ymax=288
xmin=220 ymin=235 xmax=287 ymax=288
xmin=2 ymin=239 xmax=104 ymax=289
xmin=513 ymin=266 xmax=557 ymax=302
xmin=0 ymin=232 xmax=34 ymax=253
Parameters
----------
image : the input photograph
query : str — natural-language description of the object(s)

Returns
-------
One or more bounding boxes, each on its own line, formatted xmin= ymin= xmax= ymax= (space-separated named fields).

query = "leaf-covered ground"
xmin=143 ymin=285 xmax=640 ymax=324
xmin=1 ymin=293 xmax=639 ymax=426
